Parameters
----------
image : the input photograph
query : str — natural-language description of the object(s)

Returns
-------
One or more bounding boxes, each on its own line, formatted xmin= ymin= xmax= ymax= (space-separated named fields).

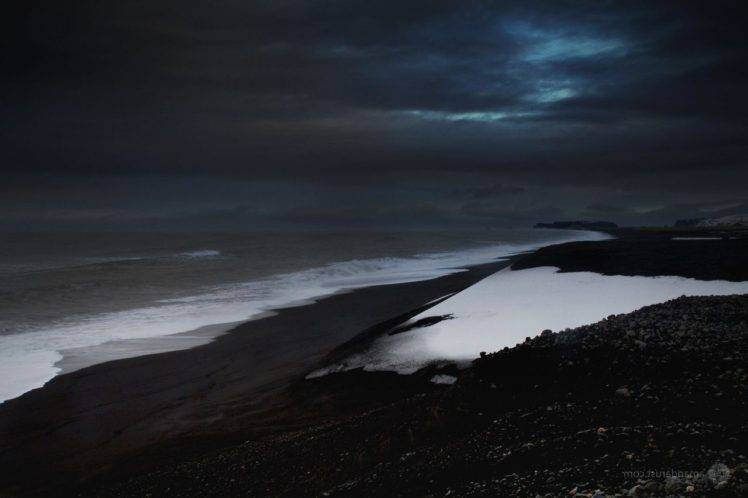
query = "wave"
xmin=0 ymin=230 xmax=609 ymax=403
xmin=0 ymin=256 xmax=147 ymax=276
xmin=179 ymin=250 xmax=222 ymax=258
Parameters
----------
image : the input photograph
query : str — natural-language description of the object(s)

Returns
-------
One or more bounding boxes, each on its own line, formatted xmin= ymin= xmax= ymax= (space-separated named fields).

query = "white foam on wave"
xmin=0 ymin=230 xmax=608 ymax=403
xmin=309 ymin=266 xmax=748 ymax=377
xmin=0 ymin=350 xmax=63 ymax=404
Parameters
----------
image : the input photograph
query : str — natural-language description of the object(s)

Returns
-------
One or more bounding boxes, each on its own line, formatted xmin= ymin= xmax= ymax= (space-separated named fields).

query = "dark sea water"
xmin=0 ymin=229 xmax=604 ymax=402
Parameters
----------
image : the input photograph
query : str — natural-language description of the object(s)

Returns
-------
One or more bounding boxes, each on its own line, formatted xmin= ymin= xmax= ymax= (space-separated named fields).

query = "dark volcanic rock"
xmin=98 ymin=295 xmax=748 ymax=497
xmin=513 ymin=233 xmax=748 ymax=281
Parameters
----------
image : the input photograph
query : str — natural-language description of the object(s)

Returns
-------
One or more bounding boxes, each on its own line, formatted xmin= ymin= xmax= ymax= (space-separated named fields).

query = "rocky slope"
xmin=98 ymin=295 xmax=748 ymax=497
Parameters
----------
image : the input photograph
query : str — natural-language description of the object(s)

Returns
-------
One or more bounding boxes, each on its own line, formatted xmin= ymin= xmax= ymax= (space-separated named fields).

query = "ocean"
xmin=0 ymin=228 xmax=605 ymax=402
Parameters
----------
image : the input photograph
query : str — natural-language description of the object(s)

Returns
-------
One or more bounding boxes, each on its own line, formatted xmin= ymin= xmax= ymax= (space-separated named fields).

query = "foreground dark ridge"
xmin=99 ymin=295 xmax=748 ymax=497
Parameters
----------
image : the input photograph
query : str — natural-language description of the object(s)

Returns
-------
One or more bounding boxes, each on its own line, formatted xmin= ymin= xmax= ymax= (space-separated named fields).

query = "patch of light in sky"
xmin=504 ymin=21 xmax=626 ymax=63
xmin=534 ymin=87 xmax=576 ymax=103
xmin=525 ymin=37 xmax=625 ymax=62
xmin=403 ymin=110 xmax=537 ymax=122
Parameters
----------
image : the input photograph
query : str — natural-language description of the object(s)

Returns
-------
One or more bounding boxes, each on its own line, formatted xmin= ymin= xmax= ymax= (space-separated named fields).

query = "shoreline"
xmin=2 ymin=227 xmax=746 ymax=495
xmin=94 ymin=228 xmax=748 ymax=497
xmin=1 ymin=229 xmax=605 ymax=405
xmin=0 ymin=254 xmax=520 ymax=495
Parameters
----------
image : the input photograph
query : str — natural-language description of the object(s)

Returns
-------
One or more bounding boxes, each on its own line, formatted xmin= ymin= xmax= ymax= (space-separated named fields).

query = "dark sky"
xmin=2 ymin=0 xmax=747 ymax=230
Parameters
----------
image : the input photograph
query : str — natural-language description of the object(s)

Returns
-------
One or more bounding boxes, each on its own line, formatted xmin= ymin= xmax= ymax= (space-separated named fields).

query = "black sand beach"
xmin=514 ymin=228 xmax=748 ymax=281
xmin=0 ymin=257 xmax=513 ymax=495
xmin=1 ymin=229 xmax=747 ymax=497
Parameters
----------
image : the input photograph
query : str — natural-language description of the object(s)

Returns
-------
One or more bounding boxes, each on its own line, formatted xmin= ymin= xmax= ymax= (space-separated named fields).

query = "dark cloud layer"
xmin=2 ymin=0 xmax=747 ymax=228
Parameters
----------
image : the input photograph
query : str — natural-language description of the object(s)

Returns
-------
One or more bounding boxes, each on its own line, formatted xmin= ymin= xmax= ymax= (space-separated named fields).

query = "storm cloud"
xmin=2 ymin=0 xmax=747 ymax=228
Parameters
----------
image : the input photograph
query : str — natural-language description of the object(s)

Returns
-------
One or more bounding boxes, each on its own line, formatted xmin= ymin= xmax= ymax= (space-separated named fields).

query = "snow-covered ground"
xmin=309 ymin=266 xmax=748 ymax=377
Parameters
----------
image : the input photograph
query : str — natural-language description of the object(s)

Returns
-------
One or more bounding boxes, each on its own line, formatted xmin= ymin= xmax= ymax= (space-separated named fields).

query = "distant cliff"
xmin=534 ymin=220 xmax=618 ymax=230
xmin=696 ymin=214 xmax=748 ymax=228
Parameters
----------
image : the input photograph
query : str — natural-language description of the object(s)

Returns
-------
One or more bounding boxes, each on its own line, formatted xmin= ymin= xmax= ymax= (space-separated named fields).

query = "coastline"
xmin=1 ymin=228 xmax=746 ymax=495
xmin=515 ymin=227 xmax=748 ymax=281
xmin=1 ymin=229 xmax=605 ymax=405
xmin=0 ymin=255 xmax=519 ymax=495
xmin=96 ymin=228 xmax=748 ymax=497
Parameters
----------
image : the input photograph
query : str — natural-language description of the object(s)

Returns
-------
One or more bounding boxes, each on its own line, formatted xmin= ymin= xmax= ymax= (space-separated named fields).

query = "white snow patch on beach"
xmin=311 ymin=267 xmax=748 ymax=376
xmin=423 ymin=293 xmax=456 ymax=306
